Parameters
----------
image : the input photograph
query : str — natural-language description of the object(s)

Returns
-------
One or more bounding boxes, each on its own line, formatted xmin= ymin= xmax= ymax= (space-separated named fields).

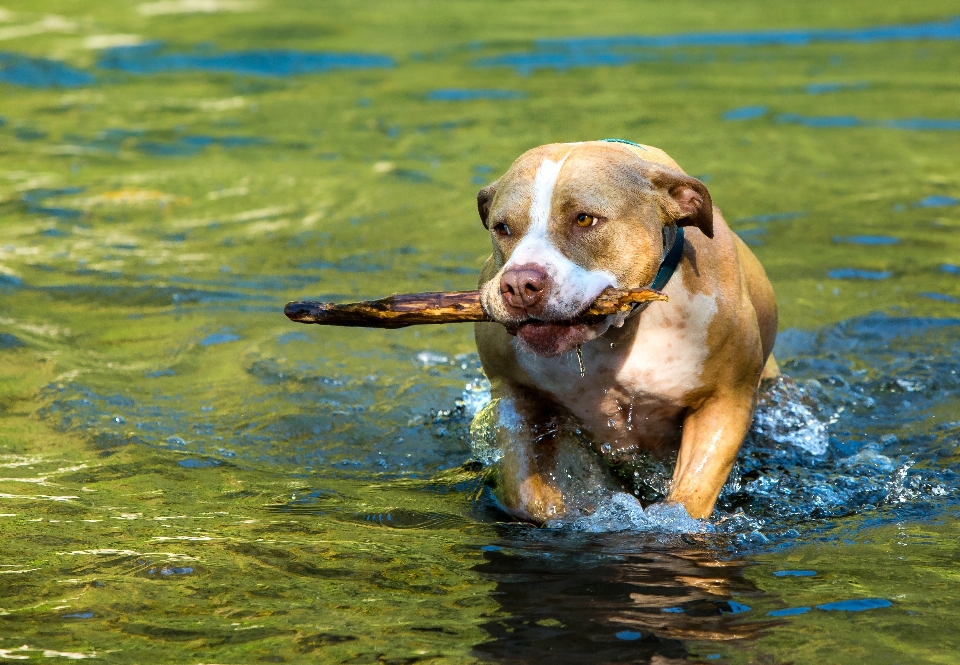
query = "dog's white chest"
xmin=615 ymin=286 xmax=717 ymax=401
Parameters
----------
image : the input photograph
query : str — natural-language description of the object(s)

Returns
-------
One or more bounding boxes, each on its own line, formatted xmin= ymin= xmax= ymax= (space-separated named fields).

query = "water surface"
xmin=2 ymin=1 xmax=960 ymax=662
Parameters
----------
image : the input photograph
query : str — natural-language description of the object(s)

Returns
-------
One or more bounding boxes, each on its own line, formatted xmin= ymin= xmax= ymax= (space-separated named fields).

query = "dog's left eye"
xmin=576 ymin=213 xmax=599 ymax=228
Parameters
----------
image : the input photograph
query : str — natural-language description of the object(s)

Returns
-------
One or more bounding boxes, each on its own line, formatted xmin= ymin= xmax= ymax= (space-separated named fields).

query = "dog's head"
xmin=477 ymin=141 xmax=712 ymax=357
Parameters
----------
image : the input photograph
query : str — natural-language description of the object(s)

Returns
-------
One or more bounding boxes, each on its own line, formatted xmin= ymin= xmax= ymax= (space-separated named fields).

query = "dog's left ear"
xmin=649 ymin=170 xmax=714 ymax=239
xmin=477 ymin=179 xmax=499 ymax=229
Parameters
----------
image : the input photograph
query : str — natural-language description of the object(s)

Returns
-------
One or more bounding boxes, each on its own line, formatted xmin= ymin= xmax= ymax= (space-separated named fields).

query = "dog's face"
xmin=478 ymin=141 xmax=712 ymax=357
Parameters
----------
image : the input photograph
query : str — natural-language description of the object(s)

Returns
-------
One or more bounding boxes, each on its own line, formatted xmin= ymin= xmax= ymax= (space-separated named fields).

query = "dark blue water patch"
xmin=723 ymin=105 xmax=768 ymax=121
xmin=135 ymin=134 xmax=269 ymax=157
xmin=615 ymin=631 xmax=642 ymax=641
xmin=146 ymin=369 xmax=175 ymax=378
xmin=816 ymin=598 xmax=892 ymax=612
xmin=0 ymin=274 xmax=22 ymax=288
xmin=773 ymin=570 xmax=817 ymax=577
xmin=14 ymin=127 xmax=47 ymax=141
xmin=419 ymin=263 xmax=476 ymax=276
xmin=156 ymin=566 xmax=194 ymax=576
xmin=806 ymin=81 xmax=869 ymax=94
xmin=535 ymin=17 xmax=960 ymax=50
xmin=299 ymin=253 xmax=391 ymax=273
xmin=942 ymin=264 xmax=960 ymax=276
xmin=734 ymin=228 xmax=766 ymax=246
xmin=0 ymin=333 xmax=25 ymax=349
xmin=392 ymin=168 xmax=432 ymax=184
xmin=35 ymin=283 xmax=270 ymax=307
xmin=827 ymin=268 xmax=892 ymax=280
xmin=476 ymin=18 xmax=960 ymax=73
xmin=916 ymin=195 xmax=958 ymax=207
xmin=919 ymin=292 xmax=959 ymax=304
xmin=21 ymin=187 xmax=85 ymax=204
xmin=883 ymin=118 xmax=960 ymax=130
xmin=734 ymin=211 xmax=806 ymax=224
xmin=767 ymin=606 xmax=811 ymax=617
xmin=0 ymin=52 xmax=95 ymax=88
xmin=414 ymin=119 xmax=476 ymax=133
xmin=199 ymin=331 xmax=241 ymax=347
xmin=178 ymin=458 xmax=220 ymax=468
xmin=276 ymin=331 xmax=312 ymax=345
xmin=28 ymin=205 xmax=83 ymax=219
xmin=62 ymin=612 xmax=95 ymax=619
xmin=163 ymin=273 xmax=318 ymax=292
xmin=777 ymin=114 xmax=960 ymax=130
xmin=426 ymin=88 xmax=526 ymax=101
xmin=777 ymin=113 xmax=861 ymax=128
xmin=97 ymin=42 xmax=395 ymax=77
xmin=722 ymin=601 xmax=751 ymax=615
xmin=833 ymin=235 xmax=899 ymax=245
xmin=40 ymin=228 xmax=70 ymax=237
xmin=475 ymin=49 xmax=661 ymax=75
xmin=19 ymin=187 xmax=85 ymax=219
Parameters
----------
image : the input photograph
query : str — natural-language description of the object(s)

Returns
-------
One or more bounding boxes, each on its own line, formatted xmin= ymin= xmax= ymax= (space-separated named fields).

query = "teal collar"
xmin=601 ymin=137 xmax=648 ymax=151
xmin=650 ymin=227 xmax=684 ymax=291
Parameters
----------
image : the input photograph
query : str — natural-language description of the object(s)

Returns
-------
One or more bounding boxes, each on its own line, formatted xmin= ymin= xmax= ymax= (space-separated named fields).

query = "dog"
xmin=473 ymin=139 xmax=778 ymax=523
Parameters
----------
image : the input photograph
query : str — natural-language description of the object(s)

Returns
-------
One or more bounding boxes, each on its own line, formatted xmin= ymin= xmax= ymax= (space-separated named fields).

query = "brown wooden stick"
xmin=284 ymin=287 xmax=667 ymax=329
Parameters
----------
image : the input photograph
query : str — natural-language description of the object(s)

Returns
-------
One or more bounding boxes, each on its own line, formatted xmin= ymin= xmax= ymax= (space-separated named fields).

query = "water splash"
xmin=548 ymin=493 xmax=712 ymax=534
xmin=751 ymin=377 xmax=829 ymax=456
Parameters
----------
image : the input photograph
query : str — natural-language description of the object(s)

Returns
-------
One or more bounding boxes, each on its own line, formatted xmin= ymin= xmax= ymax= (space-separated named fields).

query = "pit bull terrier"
xmin=473 ymin=139 xmax=778 ymax=523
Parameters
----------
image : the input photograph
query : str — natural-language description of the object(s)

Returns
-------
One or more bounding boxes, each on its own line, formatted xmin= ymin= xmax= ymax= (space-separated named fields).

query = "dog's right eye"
xmin=492 ymin=222 xmax=511 ymax=237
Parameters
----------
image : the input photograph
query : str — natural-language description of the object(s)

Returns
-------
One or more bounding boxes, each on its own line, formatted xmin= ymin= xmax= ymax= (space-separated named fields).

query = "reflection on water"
xmin=474 ymin=534 xmax=763 ymax=664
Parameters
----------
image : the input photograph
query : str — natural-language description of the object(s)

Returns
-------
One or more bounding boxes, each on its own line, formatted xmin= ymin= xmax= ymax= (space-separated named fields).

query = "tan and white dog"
xmin=474 ymin=140 xmax=778 ymax=523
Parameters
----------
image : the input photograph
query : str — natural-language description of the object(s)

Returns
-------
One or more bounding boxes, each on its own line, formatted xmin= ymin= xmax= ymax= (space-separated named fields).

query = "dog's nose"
xmin=500 ymin=264 xmax=549 ymax=313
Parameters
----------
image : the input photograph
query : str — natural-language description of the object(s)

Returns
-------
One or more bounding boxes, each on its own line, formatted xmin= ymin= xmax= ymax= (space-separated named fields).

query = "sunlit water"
xmin=2 ymin=2 xmax=960 ymax=663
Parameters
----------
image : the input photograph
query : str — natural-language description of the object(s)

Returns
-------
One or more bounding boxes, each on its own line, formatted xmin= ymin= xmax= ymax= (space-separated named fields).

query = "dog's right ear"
xmin=477 ymin=179 xmax=499 ymax=229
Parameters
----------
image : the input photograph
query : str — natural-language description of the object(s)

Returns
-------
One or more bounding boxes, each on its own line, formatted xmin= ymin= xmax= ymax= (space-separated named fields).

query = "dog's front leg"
xmin=481 ymin=388 xmax=622 ymax=525
xmin=667 ymin=391 xmax=756 ymax=519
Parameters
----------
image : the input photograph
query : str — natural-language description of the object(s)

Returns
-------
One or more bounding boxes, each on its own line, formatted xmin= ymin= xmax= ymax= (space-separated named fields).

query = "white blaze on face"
xmin=502 ymin=153 xmax=617 ymax=318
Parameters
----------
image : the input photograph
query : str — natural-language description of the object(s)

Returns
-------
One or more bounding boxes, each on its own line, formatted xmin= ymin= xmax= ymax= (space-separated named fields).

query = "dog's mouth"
xmin=506 ymin=315 xmax=610 ymax=358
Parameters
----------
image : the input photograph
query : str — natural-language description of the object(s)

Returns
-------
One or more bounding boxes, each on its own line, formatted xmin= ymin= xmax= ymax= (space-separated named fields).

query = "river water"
xmin=2 ymin=2 xmax=960 ymax=663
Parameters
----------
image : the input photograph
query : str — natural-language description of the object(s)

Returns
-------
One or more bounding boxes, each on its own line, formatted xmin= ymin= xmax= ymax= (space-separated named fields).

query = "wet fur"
xmin=474 ymin=141 xmax=778 ymax=521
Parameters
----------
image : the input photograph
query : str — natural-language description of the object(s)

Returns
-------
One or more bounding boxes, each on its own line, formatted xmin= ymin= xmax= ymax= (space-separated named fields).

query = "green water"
xmin=2 ymin=1 xmax=960 ymax=662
